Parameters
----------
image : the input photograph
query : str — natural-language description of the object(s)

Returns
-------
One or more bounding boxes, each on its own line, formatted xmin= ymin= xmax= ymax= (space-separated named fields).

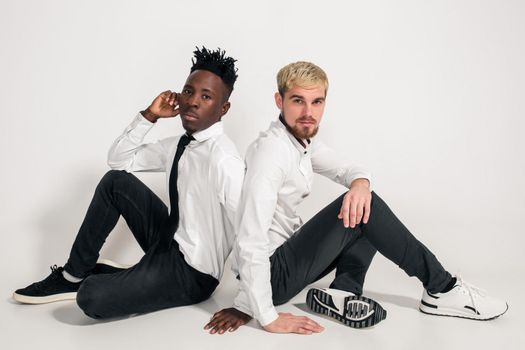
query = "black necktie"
xmin=158 ymin=134 xmax=194 ymax=249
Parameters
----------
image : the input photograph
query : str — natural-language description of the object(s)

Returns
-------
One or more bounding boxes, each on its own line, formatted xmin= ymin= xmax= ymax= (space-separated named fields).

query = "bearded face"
xmin=275 ymin=85 xmax=326 ymax=140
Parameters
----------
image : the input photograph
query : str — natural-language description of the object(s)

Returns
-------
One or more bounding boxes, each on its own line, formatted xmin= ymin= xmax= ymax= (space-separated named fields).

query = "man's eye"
xmin=182 ymin=89 xmax=191 ymax=95
xmin=293 ymin=99 xmax=303 ymax=104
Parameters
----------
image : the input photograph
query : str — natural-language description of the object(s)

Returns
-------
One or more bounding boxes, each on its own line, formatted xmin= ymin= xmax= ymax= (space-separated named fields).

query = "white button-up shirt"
xmin=232 ymin=119 xmax=372 ymax=326
xmin=107 ymin=113 xmax=245 ymax=280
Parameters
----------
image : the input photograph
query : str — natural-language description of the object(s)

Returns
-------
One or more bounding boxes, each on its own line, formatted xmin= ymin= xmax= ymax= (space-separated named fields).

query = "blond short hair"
xmin=277 ymin=61 xmax=329 ymax=95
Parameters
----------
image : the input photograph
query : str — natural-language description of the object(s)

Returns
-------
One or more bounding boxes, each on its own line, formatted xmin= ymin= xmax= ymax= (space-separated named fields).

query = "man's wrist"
xmin=350 ymin=178 xmax=370 ymax=189
xmin=141 ymin=108 xmax=159 ymax=123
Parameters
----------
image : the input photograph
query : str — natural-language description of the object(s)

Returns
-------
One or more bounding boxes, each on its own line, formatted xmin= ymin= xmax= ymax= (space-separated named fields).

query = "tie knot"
xmin=178 ymin=134 xmax=194 ymax=148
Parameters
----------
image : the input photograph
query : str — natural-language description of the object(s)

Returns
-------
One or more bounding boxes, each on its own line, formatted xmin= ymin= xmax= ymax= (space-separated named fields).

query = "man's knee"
xmin=99 ymin=169 xmax=129 ymax=188
xmin=96 ymin=170 xmax=139 ymax=198
xmin=369 ymin=191 xmax=383 ymax=210
xmin=76 ymin=276 xmax=106 ymax=319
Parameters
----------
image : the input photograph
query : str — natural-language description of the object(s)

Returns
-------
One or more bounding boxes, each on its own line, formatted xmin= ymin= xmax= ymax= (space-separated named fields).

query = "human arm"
xmin=107 ymin=91 xmax=179 ymax=172
xmin=311 ymin=139 xmax=372 ymax=228
xmin=216 ymin=140 xmax=323 ymax=334
xmin=233 ymin=141 xmax=285 ymax=327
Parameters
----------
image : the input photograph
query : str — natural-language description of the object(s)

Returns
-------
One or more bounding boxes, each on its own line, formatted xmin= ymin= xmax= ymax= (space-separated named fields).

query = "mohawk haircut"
xmin=190 ymin=46 xmax=238 ymax=98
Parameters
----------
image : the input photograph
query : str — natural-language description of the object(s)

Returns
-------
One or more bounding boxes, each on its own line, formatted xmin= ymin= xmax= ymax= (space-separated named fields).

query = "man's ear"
xmin=274 ymin=92 xmax=283 ymax=110
xmin=220 ymin=101 xmax=231 ymax=118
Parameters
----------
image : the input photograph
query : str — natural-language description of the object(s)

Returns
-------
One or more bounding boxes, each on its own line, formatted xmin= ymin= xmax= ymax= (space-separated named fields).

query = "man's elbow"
xmin=107 ymin=156 xmax=131 ymax=171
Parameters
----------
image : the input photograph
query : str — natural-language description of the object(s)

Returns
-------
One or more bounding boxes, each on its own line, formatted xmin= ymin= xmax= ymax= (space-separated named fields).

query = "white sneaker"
xmin=419 ymin=276 xmax=508 ymax=320
xmin=306 ymin=288 xmax=387 ymax=328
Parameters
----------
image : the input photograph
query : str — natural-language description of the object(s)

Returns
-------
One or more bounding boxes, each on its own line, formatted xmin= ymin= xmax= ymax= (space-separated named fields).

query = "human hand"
xmin=263 ymin=312 xmax=324 ymax=335
xmin=142 ymin=90 xmax=180 ymax=122
xmin=338 ymin=178 xmax=371 ymax=228
xmin=204 ymin=308 xmax=252 ymax=334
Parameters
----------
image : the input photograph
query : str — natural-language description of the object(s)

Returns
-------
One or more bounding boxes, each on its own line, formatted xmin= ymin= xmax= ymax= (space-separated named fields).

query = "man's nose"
xmin=188 ymin=93 xmax=199 ymax=108
xmin=303 ymin=103 xmax=313 ymax=117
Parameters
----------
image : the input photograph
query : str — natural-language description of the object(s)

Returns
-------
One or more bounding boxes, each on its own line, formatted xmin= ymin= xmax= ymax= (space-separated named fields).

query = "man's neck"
xmin=278 ymin=114 xmax=309 ymax=148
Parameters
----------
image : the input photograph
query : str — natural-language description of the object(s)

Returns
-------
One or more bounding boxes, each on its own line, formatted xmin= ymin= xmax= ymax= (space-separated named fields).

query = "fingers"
xmin=349 ymin=197 xmax=358 ymax=228
xmin=339 ymin=195 xmax=351 ymax=228
xmin=302 ymin=317 xmax=324 ymax=332
xmin=205 ymin=309 xmax=248 ymax=335
xmin=170 ymin=107 xmax=180 ymax=117
xmin=296 ymin=328 xmax=313 ymax=335
xmin=292 ymin=316 xmax=324 ymax=335
xmin=160 ymin=90 xmax=172 ymax=98
xmin=167 ymin=92 xmax=178 ymax=107
xmin=204 ymin=310 xmax=224 ymax=330
xmin=355 ymin=198 xmax=364 ymax=226
xmin=228 ymin=322 xmax=242 ymax=332
xmin=339 ymin=191 xmax=372 ymax=228
xmin=206 ymin=315 xmax=229 ymax=334
xmin=164 ymin=92 xmax=177 ymax=109
xmin=213 ymin=319 xmax=243 ymax=334
xmin=285 ymin=315 xmax=323 ymax=333
xmin=211 ymin=319 xmax=231 ymax=334
xmin=363 ymin=196 xmax=371 ymax=224
xmin=265 ymin=313 xmax=324 ymax=335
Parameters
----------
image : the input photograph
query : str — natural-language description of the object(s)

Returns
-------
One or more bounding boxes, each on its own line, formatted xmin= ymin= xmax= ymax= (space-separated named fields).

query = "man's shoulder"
xmin=245 ymin=129 xmax=292 ymax=170
xmin=208 ymin=133 xmax=244 ymax=165
xmin=250 ymin=126 xmax=290 ymax=151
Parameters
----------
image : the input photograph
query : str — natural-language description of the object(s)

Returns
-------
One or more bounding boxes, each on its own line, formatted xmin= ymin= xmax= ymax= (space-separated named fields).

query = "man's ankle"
xmin=438 ymin=277 xmax=457 ymax=294
xmin=62 ymin=269 xmax=83 ymax=283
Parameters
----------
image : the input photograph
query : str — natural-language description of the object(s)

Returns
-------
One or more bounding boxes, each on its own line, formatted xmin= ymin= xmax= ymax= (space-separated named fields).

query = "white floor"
xmin=3 ymin=254 xmax=522 ymax=350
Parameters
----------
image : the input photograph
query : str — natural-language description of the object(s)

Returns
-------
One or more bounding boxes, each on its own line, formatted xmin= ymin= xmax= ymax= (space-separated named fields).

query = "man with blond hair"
xmin=204 ymin=61 xmax=508 ymax=334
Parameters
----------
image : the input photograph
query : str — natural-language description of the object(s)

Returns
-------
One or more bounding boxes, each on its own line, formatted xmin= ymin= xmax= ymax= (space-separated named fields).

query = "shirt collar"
xmin=189 ymin=120 xmax=224 ymax=143
xmin=274 ymin=115 xmax=312 ymax=154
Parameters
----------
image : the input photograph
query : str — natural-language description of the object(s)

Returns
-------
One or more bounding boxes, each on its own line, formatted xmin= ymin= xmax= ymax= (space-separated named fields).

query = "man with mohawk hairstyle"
xmin=13 ymin=47 xmax=245 ymax=319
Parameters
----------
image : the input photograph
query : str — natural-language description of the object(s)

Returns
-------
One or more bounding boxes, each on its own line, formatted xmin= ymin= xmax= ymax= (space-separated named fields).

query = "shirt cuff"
xmin=257 ymin=307 xmax=279 ymax=327
xmin=233 ymin=304 xmax=253 ymax=318
xmin=126 ymin=113 xmax=156 ymax=143
xmin=137 ymin=112 xmax=155 ymax=125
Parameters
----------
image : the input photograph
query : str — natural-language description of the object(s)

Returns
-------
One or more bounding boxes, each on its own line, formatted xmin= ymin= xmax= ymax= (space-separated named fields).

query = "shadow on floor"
xmin=52 ymin=302 xmax=135 ymax=326
xmin=364 ymin=290 xmax=420 ymax=310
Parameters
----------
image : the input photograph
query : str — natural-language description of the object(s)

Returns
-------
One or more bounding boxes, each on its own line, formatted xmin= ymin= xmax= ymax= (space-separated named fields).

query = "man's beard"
xmin=280 ymin=113 xmax=319 ymax=139
xmin=290 ymin=123 xmax=319 ymax=139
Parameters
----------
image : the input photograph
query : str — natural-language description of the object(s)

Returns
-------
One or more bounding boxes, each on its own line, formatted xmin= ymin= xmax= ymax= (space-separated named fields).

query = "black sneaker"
xmin=92 ymin=258 xmax=130 ymax=275
xmin=13 ymin=265 xmax=81 ymax=304
xmin=306 ymin=287 xmax=387 ymax=328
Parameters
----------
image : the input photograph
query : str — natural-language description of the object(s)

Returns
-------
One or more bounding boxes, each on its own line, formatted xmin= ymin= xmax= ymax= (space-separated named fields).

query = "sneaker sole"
xmin=419 ymin=302 xmax=509 ymax=321
xmin=12 ymin=291 xmax=77 ymax=304
xmin=306 ymin=288 xmax=387 ymax=328
xmin=96 ymin=258 xmax=131 ymax=269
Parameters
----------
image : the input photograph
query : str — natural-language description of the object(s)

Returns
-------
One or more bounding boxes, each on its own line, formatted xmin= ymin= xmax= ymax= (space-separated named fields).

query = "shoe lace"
xmin=456 ymin=274 xmax=487 ymax=312
xmin=33 ymin=265 xmax=62 ymax=290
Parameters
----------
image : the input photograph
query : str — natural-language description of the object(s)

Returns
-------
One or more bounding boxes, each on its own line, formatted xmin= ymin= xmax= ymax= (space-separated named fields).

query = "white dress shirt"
xmin=107 ymin=113 xmax=245 ymax=280
xmin=232 ymin=118 xmax=372 ymax=326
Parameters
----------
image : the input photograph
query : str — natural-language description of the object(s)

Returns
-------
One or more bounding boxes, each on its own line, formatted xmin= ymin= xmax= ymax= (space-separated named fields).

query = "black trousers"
xmin=270 ymin=191 xmax=452 ymax=305
xmin=64 ymin=170 xmax=218 ymax=319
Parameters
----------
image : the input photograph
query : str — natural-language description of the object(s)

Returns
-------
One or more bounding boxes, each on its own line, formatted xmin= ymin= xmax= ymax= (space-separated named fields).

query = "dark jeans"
xmin=64 ymin=170 xmax=218 ymax=319
xmin=270 ymin=191 xmax=452 ymax=305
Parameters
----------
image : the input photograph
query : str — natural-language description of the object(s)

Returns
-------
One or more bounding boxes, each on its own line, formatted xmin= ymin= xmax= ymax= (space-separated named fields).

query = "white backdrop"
xmin=1 ymin=1 xmax=524 ymax=348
